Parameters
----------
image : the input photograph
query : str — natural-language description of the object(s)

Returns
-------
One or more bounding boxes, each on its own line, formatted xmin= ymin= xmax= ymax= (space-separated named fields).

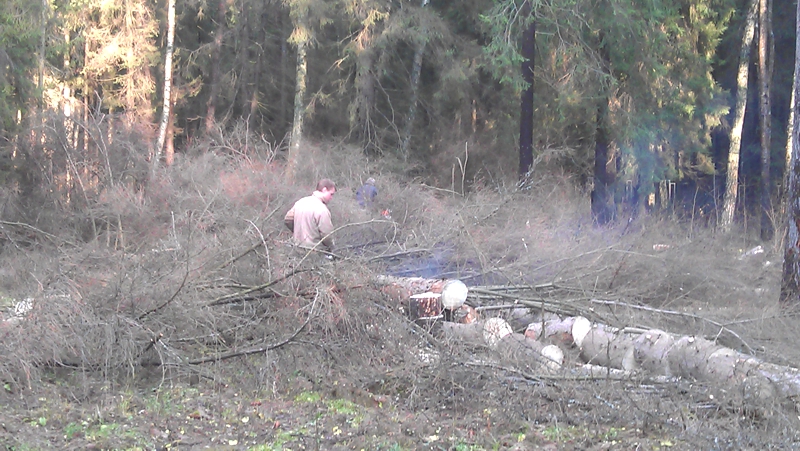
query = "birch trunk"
xmin=721 ymin=0 xmax=758 ymax=231
xmin=154 ymin=0 xmax=175 ymax=170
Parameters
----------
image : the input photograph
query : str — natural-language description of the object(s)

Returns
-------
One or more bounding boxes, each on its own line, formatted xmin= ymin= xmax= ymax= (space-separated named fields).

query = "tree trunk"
xmin=247 ymin=10 xmax=266 ymax=133
xmin=285 ymin=15 xmax=309 ymax=182
xmin=154 ymin=0 xmax=175 ymax=170
xmin=721 ymin=0 xmax=758 ymax=231
xmin=758 ymin=0 xmax=773 ymax=241
xmin=204 ymin=0 xmax=228 ymax=135
xmin=779 ymin=0 xmax=800 ymax=307
xmin=353 ymin=25 xmax=378 ymax=155
xmin=399 ymin=0 xmax=430 ymax=161
xmin=518 ymin=15 xmax=535 ymax=180
xmin=591 ymin=96 xmax=615 ymax=224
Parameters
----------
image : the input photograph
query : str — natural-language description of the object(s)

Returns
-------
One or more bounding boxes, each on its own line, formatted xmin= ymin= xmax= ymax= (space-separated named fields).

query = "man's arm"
xmin=317 ymin=209 xmax=335 ymax=250
xmin=284 ymin=207 xmax=295 ymax=231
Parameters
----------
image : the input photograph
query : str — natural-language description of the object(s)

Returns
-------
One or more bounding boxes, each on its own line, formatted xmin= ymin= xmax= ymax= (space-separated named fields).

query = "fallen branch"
xmin=206 ymin=268 xmax=310 ymax=306
xmin=190 ymin=290 xmax=319 ymax=364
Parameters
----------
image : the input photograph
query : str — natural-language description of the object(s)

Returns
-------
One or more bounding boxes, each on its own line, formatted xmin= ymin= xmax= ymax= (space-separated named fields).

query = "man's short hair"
xmin=317 ymin=179 xmax=336 ymax=191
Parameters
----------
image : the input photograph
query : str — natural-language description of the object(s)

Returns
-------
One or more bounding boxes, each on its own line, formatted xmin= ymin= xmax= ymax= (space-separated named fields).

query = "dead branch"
xmin=206 ymin=267 xmax=311 ymax=306
xmin=190 ymin=290 xmax=319 ymax=364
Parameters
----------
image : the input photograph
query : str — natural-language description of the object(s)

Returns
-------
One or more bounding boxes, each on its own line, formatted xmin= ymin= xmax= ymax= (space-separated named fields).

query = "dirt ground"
xmin=3 ymin=364 xmax=786 ymax=451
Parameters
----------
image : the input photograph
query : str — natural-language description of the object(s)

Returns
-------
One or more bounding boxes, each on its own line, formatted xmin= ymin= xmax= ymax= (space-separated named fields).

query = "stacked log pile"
xmin=378 ymin=276 xmax=800 ymax=407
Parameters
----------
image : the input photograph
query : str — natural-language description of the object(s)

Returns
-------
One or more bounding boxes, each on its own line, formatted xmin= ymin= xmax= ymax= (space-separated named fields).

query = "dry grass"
xmin=0 ymin=137 xmax=799 ymax=449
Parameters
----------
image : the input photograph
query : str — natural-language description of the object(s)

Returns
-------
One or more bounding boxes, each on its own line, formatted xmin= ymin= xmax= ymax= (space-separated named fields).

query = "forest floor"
xmin=1 ymin=148 xmax=799 ymax=450
xmin=0 ymin=364 xmax=749 ymax=451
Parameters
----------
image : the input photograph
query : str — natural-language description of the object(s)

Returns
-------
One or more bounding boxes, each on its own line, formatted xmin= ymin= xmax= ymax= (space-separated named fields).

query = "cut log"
xmin=381 ymin=283 xmax=412 ymax=305
xmin=440 ymin=321 xmax=485 ymax=346
xmin=439 ymin=321 xmax=563 ymax=370
xmin=453 ymin=305 xmax=479 ymax=324
xmin=494 ymin=333 xmax=564 ymax=370
xmin=525 ymin=316 xmax=579 ymax=346
xmin=483 ymin=317 xmax=514 ymax=347
xmin=408 ymin=292 xmax=442 ymax=320
xmin=506 ymin=308 xmax=551 ymax=331
xmin=632 ymin=329 xmax=676 ymax=376
xmin=580 ymin=325 xmax=638 ymax=371
xmin=375 ymin=275 xmax=446 ymax=295
xmin=441 ymin=279 xmax=468 ymax=310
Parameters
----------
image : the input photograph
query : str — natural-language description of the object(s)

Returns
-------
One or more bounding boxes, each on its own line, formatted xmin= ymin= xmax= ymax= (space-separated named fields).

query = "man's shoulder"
xmin=295 ymin=194 xmax=318 ymax=206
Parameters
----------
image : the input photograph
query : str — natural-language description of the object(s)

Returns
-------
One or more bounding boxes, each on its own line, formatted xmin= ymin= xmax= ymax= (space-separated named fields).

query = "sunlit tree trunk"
xmin=154 ymin=0 xmax=176 ymax=170
xmin=783 ymin=59 xmax=796 ymax=218
xmin=758 ymin=0 xmax=773 ymax=241
xmin=399 ymin=0 xmax=429 ymax=162
xmin=721 ymin=0 xmax=758 ymax=231
xmin=518 ymin=13 xmax=535 ymax=180
xmin=285 ymin=13 xmax=309 ymax=181
xmin=779 ymin=0 xmax=800 ymax=307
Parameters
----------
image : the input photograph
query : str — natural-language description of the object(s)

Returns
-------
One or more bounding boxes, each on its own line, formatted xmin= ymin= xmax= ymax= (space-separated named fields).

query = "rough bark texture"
xmin=518 ymin=16 xmax=535 ymax=180
xmin=592 ymin=96 xmax=615 ymax=225
xmin=780 ymin=0 xmax=800 ymax=307
xmin=721 ymin=0 xmax=758 ymax=231
xmin=758 ymin=0 xmax=773 ymax=241
xmin=353 ymin=21 xmax=378 ymax=155
xmin=399 ymin=0 xmax=429 ymax=161
xmin=204 ymin=0 xmax=228 ymax=135
xmin=286 ymin=16 xmax=309 ymax=182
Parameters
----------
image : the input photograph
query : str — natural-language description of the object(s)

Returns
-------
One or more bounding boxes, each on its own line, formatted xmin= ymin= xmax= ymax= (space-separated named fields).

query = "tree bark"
xmin=154 ymin=0 xmax=175 ymax=170
xmin=353 ymin=25 xmax=378 ymax=155
xmin=721 ymin=0 xmax=758 ymax=231
xmin=204 ymin=0 xmax=228 ymax=135
xmin=286 ymin=14 xmax=309 ymax=182
xmin=591 ymin=95 xmax=615 ymax=224
xmin=758 ymin=0 xmax=773 ymax=241
xmin=779 ymin=0 xmax=800 ymax=307
xmin=518 ymin=15 xmax=535 ymax=180
xmin=399 ymin=0 xmax=429 ymax=161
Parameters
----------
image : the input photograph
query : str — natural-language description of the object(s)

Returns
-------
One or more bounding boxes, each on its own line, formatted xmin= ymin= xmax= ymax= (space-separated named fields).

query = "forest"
xmin=2 ymin=0 xmax=800 ymax=449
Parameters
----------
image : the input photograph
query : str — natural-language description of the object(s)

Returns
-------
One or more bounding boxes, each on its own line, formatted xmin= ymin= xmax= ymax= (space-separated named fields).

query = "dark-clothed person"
xmin=356 ymin=177 xmax=378 ymax=208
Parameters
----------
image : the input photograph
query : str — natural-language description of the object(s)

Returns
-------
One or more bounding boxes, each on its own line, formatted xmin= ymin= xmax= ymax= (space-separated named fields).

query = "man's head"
xmin=316 ymin=178 xmax=336 ymax=203
xmin=366 ymin=177 xmax=376 ymax=185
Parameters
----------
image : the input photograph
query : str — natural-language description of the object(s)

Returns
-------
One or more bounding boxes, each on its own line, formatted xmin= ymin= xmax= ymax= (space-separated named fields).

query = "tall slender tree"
xmin=518 ymin=9 xmax=535 ymax=180
xmin=155 ymin=0 xmax=177 ymax=169
xmin=399 ymin=0 xmax=430 ymax=161
xmin=204 ymin=0 xmax=231 ymax=135
xmin=758 ymin=0 xmax=773 ymax=240
xmin=779 ymin=0 xmax=800 ymax=307
xmin=345 ymin=0 xmax=389 ymax=155
xmin=721 ymin=0 xmax=758 ymax=231
xmin=285 ymin=1 xmax=311 ymax=181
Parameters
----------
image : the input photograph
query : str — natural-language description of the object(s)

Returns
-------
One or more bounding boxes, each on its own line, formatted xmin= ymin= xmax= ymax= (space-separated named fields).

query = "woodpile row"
xmin=378 ymin=276 xmax=800 ymax=408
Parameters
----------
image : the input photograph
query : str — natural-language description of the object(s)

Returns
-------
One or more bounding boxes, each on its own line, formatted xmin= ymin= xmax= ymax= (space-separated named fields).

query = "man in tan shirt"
xmin=284 ymin=179 xmax=336 ymax=251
